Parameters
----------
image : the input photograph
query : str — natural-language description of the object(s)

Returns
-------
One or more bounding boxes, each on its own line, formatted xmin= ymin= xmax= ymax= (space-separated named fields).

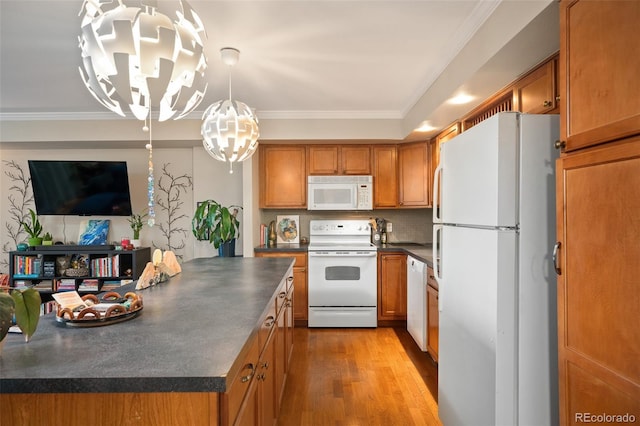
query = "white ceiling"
xmin=0 ymin=0 xmax=559 ymax=144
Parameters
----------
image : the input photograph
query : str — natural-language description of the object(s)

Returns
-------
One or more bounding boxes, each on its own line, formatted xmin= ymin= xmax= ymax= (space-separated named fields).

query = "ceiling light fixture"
xmin=201 ymin=47 xmax=260 ymax=174
xmin=78 ymin=0 xmax=208 ymax=225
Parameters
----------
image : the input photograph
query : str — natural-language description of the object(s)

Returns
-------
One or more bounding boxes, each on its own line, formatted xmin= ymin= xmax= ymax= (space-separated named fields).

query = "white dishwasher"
xmin=407 ymin=256 xmax=428 ymax=351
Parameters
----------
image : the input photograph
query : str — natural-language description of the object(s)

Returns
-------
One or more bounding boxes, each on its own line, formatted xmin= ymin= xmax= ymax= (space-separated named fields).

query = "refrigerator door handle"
xmin=553 ymin=241 xmax=562 ymax=275
xmin=433 ymin=224 xmax=443 ymax=312
xmin=433 ymin=163 xmax=443 ymax=223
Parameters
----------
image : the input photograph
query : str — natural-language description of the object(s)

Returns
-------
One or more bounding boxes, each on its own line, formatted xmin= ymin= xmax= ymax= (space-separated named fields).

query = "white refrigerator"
xmin=432 ymin=112 xmax=559 ymax=426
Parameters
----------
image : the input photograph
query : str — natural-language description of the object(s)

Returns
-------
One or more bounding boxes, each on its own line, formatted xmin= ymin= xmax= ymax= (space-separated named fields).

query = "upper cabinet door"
xmin=513 ymin=56 xmax=558 ymax=115
xmin=259 ymin=145 xmax=307 ymax=208
xmin=372 ymin=145 xmax=398 ymax=208
xmin=398 ymin=141 xmax=430 ymax=208
xmin=307 ymin=146 xmax=339 ymax=175
xmin=560 ymin=0 xmax=640 ymax=151
xmin=308 ymin=145 xmax=371 ymax=175
xmin=340 ymin=145 xmax=371 ymax=175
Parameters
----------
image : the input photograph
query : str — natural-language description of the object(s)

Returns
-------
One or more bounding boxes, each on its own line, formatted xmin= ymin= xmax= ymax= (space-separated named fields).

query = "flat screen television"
xmin=28 ymin=160 xmax=133 ymax=216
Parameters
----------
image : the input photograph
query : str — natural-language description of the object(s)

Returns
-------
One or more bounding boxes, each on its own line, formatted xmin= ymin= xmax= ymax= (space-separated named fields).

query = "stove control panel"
xmin=310 ymin=220 xmax=371 ymax=235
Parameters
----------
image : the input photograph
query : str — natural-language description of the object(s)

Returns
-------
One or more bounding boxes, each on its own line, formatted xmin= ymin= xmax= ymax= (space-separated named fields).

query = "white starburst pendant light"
xmin=202 ymin=47 xmax=259 ymax=174
xmin=78 ymin=0 xmax=208 ymax=225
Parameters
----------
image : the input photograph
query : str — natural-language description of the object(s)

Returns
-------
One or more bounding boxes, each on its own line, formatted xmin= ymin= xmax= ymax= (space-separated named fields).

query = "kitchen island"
xmin=0 ymin=256 xmax=295 ymax=425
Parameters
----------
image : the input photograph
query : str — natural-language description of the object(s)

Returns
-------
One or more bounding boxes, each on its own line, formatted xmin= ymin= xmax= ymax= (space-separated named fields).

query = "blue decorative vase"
xmin=17 ymin=243 xmax=29 ymax=251
xmin=218 ymin=240 xmax=236 ymax=257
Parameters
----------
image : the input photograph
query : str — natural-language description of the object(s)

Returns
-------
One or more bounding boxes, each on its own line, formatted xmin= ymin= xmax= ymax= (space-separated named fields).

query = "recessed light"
xmin=448 ymin=94 xmax=474 ymax=105
xmin=415 ymin=121 xmax=436 ymax=132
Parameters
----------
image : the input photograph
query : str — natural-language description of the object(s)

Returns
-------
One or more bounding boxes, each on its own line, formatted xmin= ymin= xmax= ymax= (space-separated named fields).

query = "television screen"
xmin=28 ymin=160 xmax=133 ymax=216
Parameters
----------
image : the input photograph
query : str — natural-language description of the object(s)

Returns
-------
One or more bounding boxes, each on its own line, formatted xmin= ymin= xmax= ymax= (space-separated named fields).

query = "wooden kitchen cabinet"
xmin=377 ymin=252 xmax=407 ymax=322
xmin=372 ymin=145 xmax=398 ymax=208
xmin=557 ymin=1 xmax=640 ymax=421
xmin=308 ymin=145 xmax=339 ymax=174
xmin=560 ymin=0 xmax=640 ymax=152
xmin=307 ymin=145 xmax=371 ymax=175
xmin=398 ymin=141 xmax=431 ymax=208
xmin=556 ymin=137 xmax=640 ymax=424
xmin=513 ymin=55 xmax=558 ymax=115
xmin=426 ymin=266 xmax=438 ymax=363
xmin=259 ymin=145 xmax=307 ymax=208
xmin=431 ymin=122 xmax=460 ymax=209
xmin=255 ymin=251 xmax=307 ymax=323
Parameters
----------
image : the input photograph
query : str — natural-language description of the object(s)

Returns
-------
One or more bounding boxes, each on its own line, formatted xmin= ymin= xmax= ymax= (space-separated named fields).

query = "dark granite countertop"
xmin=377 ymin=243 xmax=434 ymax=267
xmin=0 ymin=257 xmax=294 ymax=394
xmin=255 ymin=243 xmax=433 ymax=267
xmin=254 ymin=243 xmax=308 ymax=253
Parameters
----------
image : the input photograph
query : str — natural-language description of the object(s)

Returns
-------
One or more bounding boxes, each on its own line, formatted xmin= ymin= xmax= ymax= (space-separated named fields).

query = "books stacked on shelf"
xmin=42 ymin=261 xmax=56 ymax=278
xmin=12 ymin=280 xmax=30 ymax=290
xmin=56 ymin=279 xmax=77 ymax=292
xmin=41 ymin=300 xmax=58 ymax=316
xmin=90 ymin=255 xmax=120 ymax=277
xmin=101 ymin=279 xmax=133 ymax=291
xmin=260 ymin=223 xmax=267 ymax=246
xmin=13 ymin=255 xmax=42 ymax=278
xmin=33 ymin=280 xmax=53 ymax=291
xmin=78 ymin=279 xmax=99 ymax=292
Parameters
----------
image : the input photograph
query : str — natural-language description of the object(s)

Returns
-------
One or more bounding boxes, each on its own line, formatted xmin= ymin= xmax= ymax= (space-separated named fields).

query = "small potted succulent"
xmin=42 ymin=232 xmax=53 ymax=246
xmin=192 ymin=200 xmax=241 ymax=257
xmin=19 ymin=208 xmax=43 ymax=246
xmin=127 ymin=210 xmax=148 ymax=248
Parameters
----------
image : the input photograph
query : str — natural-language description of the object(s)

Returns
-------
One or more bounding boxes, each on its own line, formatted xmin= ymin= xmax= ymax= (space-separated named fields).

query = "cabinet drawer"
xmin=259 ymin=298 xmax=277 ymax=354
xmin=224 ymin=336 xmax=259 ymax=426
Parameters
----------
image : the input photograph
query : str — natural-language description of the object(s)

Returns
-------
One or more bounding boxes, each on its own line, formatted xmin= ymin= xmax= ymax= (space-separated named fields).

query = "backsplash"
xmin=259 ymin=209 xmax=433 ymax=244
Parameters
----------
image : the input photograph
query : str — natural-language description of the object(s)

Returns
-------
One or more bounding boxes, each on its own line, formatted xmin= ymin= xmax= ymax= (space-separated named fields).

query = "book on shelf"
xmin=55 ymin=278 xmax=77 ymax=292
xmin=33 ymin=280 xmax=53 ymax=290
xmin=78 ymin=279 xmax=99 ymax=291
xmin=13 ymin=255 xmax=42 ymax=277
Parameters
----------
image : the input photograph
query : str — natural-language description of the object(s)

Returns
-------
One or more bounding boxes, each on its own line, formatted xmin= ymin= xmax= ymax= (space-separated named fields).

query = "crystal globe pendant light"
xmin=78 ymin=0 xmax=208 ymax=225
xmin=201 ymin=48 xmax=259 ymax=174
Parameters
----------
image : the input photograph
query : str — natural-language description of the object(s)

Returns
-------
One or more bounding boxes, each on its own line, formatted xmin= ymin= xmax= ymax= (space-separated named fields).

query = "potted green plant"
xmin=192 ymin=200 xmax=241 ymax=257
xmin=127 ymin=211 xmax=148 ymax=247
xmin=0 ymin=287 xmax=42 ymax=353
xmin=42 ymin=232 xmax=53 ymax=246
xmin=19 ymin=208 xmax=43 ymax=246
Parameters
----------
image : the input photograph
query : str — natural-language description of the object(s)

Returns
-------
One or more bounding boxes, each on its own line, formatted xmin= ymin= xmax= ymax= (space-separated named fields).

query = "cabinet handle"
xmin=240 ymin=363 xmax=255 ymax=383
xmin=552 ymin=242 xmax=561 ymax=275
xmin=264 ymin=315 xmax=275 ymax=328
xmin=261 ymin=361 xmax=269 ymax=369
xmin=554 ymin=140 xmax=566 ymax=150
xmin=543 ymin=100 xmax=552 ymax=107
xmin=287 ymin=276 xmax=294 ymax=283
xmin=279 ymin=291 xmax=286 ymax=299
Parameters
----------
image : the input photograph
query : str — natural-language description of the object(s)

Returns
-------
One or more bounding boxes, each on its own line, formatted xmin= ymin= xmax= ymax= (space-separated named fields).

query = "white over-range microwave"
xmin=307 ymin=175 xmax=373 ymax=210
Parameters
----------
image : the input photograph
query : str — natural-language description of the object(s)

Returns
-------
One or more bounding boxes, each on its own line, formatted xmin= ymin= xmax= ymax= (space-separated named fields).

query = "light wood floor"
xmin=277 ymin=326 xmax=441 ymax=426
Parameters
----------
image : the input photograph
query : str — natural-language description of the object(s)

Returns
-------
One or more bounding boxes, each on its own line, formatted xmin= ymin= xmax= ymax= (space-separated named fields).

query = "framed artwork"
xmin=78 ymin=219 xmax=110 ymax=245
xmin=276 ymin=215 xmax=299 ymax=244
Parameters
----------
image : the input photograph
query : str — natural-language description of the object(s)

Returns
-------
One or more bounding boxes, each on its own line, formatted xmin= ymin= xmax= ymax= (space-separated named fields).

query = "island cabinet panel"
xmin=223 ymin=337 xmax=260 ymax=426
xmin=372 ymin=145 xmax=398 ymax=208
xmin=377 ymin=252 xmax=407 ymax=322
xmin=255 ymin=251 xmax=307 ymax=323
xmin=259 ymin=145 xmax=307 ymax=208
xmin=560 ymin=0 xmax=640 ymax=152
xmin=398 ymin=141 xmax=431 ymax=208
xmin=0 ymin=392 xmax=218 ymax=426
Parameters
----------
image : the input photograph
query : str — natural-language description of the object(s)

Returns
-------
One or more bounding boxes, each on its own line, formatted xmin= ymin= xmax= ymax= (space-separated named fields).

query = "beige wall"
xmin=0 ymin=145 xmax=244 ymax=274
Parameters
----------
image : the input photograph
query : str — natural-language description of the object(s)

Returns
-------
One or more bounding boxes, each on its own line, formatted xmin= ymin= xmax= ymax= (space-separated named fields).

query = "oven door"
xmin=307 ymin=250 xmax=377 ymax=306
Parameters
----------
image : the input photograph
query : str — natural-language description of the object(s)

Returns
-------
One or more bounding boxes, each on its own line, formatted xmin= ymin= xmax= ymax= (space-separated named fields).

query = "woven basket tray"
xmin=64 ymin=267 xmax=89 ymax=277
